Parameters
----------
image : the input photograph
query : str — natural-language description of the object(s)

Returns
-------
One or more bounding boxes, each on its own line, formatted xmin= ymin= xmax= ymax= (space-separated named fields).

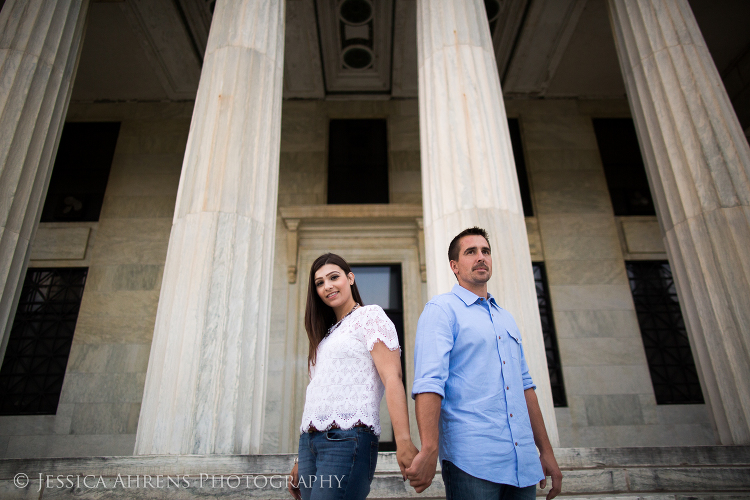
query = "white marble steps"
xmin=0 ymin=446 xmax=748 ymax=499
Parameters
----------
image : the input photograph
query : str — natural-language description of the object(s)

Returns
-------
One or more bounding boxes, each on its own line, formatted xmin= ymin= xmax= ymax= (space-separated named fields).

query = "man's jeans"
xmin=442 ymin=460 xmax=537 ymax=500
xmin=297 ymin=427 xmax=379 ymax=500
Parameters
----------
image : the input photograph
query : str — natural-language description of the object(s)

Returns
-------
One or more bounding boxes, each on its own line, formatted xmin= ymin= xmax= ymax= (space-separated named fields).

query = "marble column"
xmin=134 ymin=0 xmax=285 ymax=455
xmin=609 ymin=0 xmax=750 ymax=445
xmin=0 ymin=0 xmax=90 ymax=360
xmin=416 ymin=0 xmax=558 ymax=445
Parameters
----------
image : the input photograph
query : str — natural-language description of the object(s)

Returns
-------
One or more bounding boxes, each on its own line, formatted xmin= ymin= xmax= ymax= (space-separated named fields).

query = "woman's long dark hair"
xmin=305 ymin=253 xmax=364 ymax=369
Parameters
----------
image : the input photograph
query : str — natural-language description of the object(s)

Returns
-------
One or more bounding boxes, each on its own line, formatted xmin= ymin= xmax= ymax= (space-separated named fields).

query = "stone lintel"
xmin=279 ymin=204 xmax=423 ymax=222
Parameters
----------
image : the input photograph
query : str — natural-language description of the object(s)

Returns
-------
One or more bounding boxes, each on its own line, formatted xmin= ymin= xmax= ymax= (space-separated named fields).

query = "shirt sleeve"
xmin=411 ymin=302 xmax=454 ymax=399
xmin=359 ymin=306 xmax=400 ymax=352
xmin=519 ymin=342 xmax=536 ymax=391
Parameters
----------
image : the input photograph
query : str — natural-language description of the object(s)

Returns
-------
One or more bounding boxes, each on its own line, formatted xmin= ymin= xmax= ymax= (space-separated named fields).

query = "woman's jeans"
xmin=442 ymin=460 xmax=537 ymax=500
xmin=297 ymin=427 xmax=379 ymax=500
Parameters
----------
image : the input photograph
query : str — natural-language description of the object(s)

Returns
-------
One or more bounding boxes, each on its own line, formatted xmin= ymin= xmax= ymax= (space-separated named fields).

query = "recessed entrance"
xmin=350 ymin=264 xmax=405 ymax=451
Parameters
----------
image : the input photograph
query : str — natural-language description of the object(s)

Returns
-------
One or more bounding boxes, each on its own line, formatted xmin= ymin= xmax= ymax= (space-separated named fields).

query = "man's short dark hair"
xmin=448 ymin=227 xmax=491 ymax=262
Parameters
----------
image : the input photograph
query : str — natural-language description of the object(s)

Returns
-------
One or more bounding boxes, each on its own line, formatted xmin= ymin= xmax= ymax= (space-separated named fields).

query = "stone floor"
xmin=0 ymin=446 xmax=748 ymax=499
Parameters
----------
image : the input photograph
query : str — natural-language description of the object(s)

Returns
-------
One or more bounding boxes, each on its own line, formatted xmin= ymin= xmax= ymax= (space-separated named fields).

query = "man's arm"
xmin=409 ymin=302 xmax=453 ymax=493
xmin=524 ymin=388 xmax=562 ymax=500
xmin=405 ymin=392 xmax=441 ymax=493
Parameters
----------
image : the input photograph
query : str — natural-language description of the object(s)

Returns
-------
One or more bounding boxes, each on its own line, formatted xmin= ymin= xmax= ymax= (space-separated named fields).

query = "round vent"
xmin=339 ymin=0 xmax=373 ymax=25
xmin=342 ymin=46 xmax=373 ymax=69
xmin=485 ymin=0 xmax=501 ymax=22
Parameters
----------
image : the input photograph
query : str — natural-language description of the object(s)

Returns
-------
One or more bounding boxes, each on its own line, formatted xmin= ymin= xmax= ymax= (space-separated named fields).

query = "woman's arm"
xmin=370 ymin=341 xmax=419 ymax=479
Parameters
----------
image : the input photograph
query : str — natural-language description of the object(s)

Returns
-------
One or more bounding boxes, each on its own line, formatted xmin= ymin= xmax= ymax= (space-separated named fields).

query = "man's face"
xmin=450 ymin=234 xmax=492 ymax=287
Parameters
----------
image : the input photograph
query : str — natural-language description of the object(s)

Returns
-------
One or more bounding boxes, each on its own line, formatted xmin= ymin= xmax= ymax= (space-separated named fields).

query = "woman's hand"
xmin=371 ymin=341 xmax=420 ymax=481
xmin=396 ymin=439 xmax=419 ymax=480
xmin=288 ymin=462 xmax=301 ymax=500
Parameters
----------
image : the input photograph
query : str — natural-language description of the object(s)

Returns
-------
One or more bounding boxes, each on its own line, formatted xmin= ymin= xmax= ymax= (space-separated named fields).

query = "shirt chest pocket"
xmin=506 ymin=329 xmax=522 ymax=360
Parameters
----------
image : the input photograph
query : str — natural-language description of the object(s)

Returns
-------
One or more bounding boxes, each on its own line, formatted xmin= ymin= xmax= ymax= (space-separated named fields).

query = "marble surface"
xmin=134 ymin=0 xmax=285 ymax=456
xmin=0 ymin=0 xmax=90 ymax=360
xmin=29 ymin=226 xmax=90 ymax=260
xmin=610 ymin=0 xmax=750 ymax=445
xmin=277 ymin=99 xmax=422 ymax=208
xmin=0 ymin=446 xmax=747 ymax=498
xmin=621 ymin=218 xmax=665 ymax=254
xmin=516 ymin=96 xmax=709 ymax=447
xmin=0 ymin=104 xmax=181 ymax=457
xmin=416 ymin=0 xmax=558 ymax=445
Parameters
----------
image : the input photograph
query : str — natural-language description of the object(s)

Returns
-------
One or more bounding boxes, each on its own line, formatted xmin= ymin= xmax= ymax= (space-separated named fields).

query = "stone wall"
xmin=506 ymin=99 xmax=715 ymax=447
xmin=277 ymin=99 xmax=422 ymax=207
xmin=0 ymin=98 xmax=716 ymax=457
xmin=0 ymin=103 xmax=192 ymax=458
xmin=262 ymin=99 xmax=424 ymax=453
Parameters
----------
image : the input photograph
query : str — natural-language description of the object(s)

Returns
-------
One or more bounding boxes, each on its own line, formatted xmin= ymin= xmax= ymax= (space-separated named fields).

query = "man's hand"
xmin=288 ymin=462 xmax=301 ymax=500
xmin=539 ymin=449 xmax=562 ymax=500
xmin=409 ymin=392 xmax=442 ymax=493
xmin=524 ymin=388 xmax=562 ymax=500
xmin=404 ymin=447 xmax=438 ymax=493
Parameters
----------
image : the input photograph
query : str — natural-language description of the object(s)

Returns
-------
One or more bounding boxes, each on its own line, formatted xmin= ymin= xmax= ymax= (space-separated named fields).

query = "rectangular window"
xmin=349 ymin=264 xmax=403 ymax=451
xmin=592 ymin=118 xmax=656 ymax=216
xmin=532 ymin=262 xmax=566 ymax=407
xmin=40 ymin=122 xmax=120 ymax=222
xmin=0 ymin=268 xmax=88 ymax=415
xmin=508 ymin=118 xmax=533 ymax=216
xmin=327 ymin=119 xmax=389 ymax=204
xmin=626 ymin=261 xmax=704 ymax=404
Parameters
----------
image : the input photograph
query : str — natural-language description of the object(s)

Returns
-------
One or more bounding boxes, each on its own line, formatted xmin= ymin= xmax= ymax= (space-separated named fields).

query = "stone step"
xmin=0 ymin=446 xmax=747 ymax=499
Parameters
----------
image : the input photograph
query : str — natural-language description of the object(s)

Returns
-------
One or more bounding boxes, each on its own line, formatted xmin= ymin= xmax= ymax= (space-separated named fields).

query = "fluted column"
xmin=0 ymin=0 xmax=89 ymax=359
xmin=135 ymin=0 xmax=285 ymax=455
xmin=609 ymin=0 xmax=750 ymax=444
xmin=417 ymin=0 xmax=558 ymax=445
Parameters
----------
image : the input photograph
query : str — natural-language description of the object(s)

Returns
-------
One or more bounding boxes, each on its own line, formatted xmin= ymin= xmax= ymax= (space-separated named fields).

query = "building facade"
xmin=0 ymin=0 xmax=749 ymax=459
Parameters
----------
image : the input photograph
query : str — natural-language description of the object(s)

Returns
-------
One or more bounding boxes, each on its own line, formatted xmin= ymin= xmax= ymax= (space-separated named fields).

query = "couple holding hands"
xmin=289 ymin=227 xmax=562 ymax=500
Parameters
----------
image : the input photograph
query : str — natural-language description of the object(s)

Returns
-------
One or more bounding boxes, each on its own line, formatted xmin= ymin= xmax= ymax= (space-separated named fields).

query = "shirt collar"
xmin=451 ymin=284 xmax=497 ymax=306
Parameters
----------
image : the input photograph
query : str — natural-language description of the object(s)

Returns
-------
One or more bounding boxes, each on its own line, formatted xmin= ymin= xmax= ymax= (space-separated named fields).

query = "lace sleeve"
xmin=356 ymin=305 xmax=400 ymax=352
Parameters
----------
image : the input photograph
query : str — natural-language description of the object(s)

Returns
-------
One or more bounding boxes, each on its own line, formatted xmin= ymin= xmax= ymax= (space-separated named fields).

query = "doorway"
xmin=350 ymin=264 xmax=405 ymax=451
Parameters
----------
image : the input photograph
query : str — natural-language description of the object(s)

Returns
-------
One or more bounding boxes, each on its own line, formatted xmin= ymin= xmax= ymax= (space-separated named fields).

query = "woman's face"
xmin=314 ymin=263 xmax=354 ymax=309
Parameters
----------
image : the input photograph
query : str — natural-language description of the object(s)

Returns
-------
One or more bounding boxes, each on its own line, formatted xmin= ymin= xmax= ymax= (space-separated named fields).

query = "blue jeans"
xmin=442 ymin=460 xmax=537 ymax=500
xmin=297 ymin=427 xmax=379 ymax=500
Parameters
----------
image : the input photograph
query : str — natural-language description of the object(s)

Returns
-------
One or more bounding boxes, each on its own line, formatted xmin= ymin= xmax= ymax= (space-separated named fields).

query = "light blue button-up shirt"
xmin=412 ymin=284 xmax=544 ymax=487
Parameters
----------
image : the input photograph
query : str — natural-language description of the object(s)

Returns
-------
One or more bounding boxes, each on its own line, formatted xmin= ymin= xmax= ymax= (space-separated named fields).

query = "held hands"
xmin=396 ymin=439 xmax=420 ymax=480
xmin=288 ymin=462 xmax=301 ymax=500
xmin=539 ymin=450 xmax=563 ymax=500
xmin=405 ymin=447 xmax=438 ymax=493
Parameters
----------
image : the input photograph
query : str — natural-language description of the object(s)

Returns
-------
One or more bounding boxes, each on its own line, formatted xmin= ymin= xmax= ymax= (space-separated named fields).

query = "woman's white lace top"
xmin=300 ymin=305 xmax=400 ymax=436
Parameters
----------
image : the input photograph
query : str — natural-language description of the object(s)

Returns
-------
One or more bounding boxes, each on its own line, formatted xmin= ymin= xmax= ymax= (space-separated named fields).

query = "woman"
xmin=289 ymin=253 xmax=418 ymax=500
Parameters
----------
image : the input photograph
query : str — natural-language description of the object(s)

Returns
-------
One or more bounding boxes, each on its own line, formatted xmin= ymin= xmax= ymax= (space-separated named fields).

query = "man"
xmin=406 ymin=227 xmax=562 ymax=500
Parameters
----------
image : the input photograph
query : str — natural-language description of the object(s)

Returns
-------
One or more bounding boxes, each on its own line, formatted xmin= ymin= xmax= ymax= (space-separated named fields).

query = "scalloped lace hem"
xmin=367 ymin=337 xmax=402 ymax=354
xmin=300 ymin=418 xmax=380 ymax=436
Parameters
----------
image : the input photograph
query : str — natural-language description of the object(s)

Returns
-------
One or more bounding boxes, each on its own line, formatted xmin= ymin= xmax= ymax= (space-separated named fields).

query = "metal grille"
xmin=532 ymin=263 xmax=567 ymax=407
xmin=626 ymin=261 xmax=704 ymax=404
xmin=0 ymin=268 xmax=87 ymax=415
